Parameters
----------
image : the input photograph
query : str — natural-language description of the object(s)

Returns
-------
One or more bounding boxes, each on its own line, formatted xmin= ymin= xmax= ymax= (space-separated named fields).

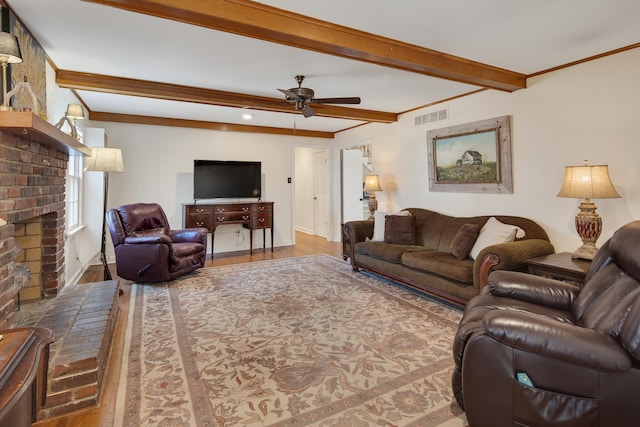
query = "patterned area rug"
xmin=115 ymin=255 xmax=468 ymax=426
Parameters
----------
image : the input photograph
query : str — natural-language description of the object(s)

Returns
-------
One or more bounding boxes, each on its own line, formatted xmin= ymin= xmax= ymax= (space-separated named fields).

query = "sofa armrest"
xmin=473 ymin=239 xmax=555 ymax=290
xmin=343 ymin=220 xmax=374 ymax=268
xmin=484 ymin=310 xmax=631 ymax=373
xmin=487 ymin=270 xmax=580 ymax=310
xmin=343 ymin=220 xmax=374 ymax=244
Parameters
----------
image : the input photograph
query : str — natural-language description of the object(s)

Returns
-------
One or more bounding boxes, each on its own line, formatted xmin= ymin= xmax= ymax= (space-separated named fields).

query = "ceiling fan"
xmin=278 ymin=75 xmax=361 ymax=118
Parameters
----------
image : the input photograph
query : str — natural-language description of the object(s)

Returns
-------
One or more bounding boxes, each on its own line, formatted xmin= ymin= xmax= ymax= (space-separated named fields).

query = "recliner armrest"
xmin=123 ymin=234 xmax=172 ymax=245
xmin=483 ymin=310 xmax=631 ymax=373
xmin=487 ymin=270 xmax=580 ymax=310
xmin=170 ymin=228 xmax=208 ymax=244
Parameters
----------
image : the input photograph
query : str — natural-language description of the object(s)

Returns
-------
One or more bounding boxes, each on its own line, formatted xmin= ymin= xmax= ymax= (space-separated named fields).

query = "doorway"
xmin=294 ymin=146 xmax=330 ymax=239
xmin=341 ymin=145 xmax=373 ymax=224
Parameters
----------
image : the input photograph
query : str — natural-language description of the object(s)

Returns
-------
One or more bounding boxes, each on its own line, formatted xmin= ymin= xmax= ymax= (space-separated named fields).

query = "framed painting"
xmin=427 ymin=115 xmax=512 ymax=193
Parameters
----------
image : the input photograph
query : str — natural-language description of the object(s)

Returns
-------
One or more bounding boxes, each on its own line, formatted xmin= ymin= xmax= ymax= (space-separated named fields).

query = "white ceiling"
xmin=7 ymin=0 xmax=640 ymax=135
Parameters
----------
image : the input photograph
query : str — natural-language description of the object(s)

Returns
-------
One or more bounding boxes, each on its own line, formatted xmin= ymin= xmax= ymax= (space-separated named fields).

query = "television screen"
xmin=194 ymin=160 xmax=262 ymax=199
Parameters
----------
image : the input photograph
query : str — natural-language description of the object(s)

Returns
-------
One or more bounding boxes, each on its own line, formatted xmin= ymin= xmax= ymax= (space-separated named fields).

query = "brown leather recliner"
xmin=106 ymin=203 xmax=208 ymax=282
xmin=452 ymin=220 xmax=640 ymax=427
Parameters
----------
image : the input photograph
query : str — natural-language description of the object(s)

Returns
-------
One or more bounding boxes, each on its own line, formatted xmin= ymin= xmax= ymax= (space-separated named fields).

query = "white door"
xmin=341 ymin=149 xmax=366 ymax=222
xmin=313 ymin=151 xmax=328 ymax=238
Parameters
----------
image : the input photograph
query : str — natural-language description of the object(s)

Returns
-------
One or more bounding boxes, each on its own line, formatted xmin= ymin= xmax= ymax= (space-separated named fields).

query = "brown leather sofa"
xmin=343 ymin=208 xmax=554 ymax=305
xmin=452 ymin=220 xmax=640 ymax=427
xmin=106 ymin=203 xmax=208 ymax=282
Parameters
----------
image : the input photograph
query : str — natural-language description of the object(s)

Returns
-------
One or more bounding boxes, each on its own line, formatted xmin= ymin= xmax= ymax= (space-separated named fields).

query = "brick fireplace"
xmin=0 ymin=112 xmax=78 ymax=328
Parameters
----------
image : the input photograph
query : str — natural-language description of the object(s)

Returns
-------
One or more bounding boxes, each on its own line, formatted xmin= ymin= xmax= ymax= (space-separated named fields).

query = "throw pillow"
xmin=469 ymin=217 xmax=519 ymax=260
xmin=384 ymin=214 xmax=416 ymax=245
xmin=372 ymin=210 xmax=411 ymax=241
xmin=450 ymin=223 xmax=481 ymax=260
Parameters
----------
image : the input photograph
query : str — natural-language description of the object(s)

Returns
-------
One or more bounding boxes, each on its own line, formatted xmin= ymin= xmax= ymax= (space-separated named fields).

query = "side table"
xmin=524 ymin=252 xmax=591 ymax=286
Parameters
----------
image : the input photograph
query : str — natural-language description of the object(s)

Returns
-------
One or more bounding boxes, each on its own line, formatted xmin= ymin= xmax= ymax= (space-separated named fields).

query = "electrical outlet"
xmin=235 ymin=229 xmax=241 ymax=237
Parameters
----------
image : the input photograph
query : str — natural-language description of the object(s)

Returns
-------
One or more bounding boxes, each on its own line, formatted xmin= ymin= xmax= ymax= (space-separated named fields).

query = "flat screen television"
xmin=193 ymin=160 xmax=262 ymax=200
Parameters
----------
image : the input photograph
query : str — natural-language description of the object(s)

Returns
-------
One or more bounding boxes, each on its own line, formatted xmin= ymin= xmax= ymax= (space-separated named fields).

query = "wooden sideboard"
xmin=183 ymin=201 xmax=274 ymax=255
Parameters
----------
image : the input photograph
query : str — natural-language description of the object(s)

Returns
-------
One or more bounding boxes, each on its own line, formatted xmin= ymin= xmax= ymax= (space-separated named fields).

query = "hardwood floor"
xmin=34 ymin=231 xmax=342 ymax=427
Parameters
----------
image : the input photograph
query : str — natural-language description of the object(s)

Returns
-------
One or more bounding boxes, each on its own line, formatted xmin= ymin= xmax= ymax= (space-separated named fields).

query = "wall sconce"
xmin=0 ymin=32 xmax=22 ymax=111
xmin=55 ymin=103 xmax=85 ymax=140
xmin=557 ymin=160 xmax=621 ymax=259
xmin=364 ymin=174 xmax=382 ymax=218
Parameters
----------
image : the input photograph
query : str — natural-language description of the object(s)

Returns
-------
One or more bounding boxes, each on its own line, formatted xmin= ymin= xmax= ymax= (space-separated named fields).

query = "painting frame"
xmin=427 ymin=115 xmax=512 ymax=193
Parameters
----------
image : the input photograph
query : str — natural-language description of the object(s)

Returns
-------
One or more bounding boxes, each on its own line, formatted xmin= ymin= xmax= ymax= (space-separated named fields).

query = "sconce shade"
xmin=85 ymin=147 xmax=125 ymax=173
xmin=0 ymin=32 xmax=22 ymax=63
xmin=65 ymin=103 xmax=85 ymax=119
xmin=557 ymin=162 xmax=620 ymax=200
xmin=363 ymin=174 xmax=382 ymax=192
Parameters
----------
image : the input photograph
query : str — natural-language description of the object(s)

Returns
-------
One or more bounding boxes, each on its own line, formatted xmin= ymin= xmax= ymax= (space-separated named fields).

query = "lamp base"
xmin=572 ymin=200 xmax=602 ymax=260
xmin=367 ymin=195 xmax=378 ymax=218
xmin=0 ymin=105 xmax=11 ymax=111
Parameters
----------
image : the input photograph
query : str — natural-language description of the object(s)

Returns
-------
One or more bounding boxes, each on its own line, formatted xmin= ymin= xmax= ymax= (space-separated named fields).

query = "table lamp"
xmin=364 ymin=174 xmax=382 ymax=218
xmin=557 ymin=160 xmax=620 ymax=259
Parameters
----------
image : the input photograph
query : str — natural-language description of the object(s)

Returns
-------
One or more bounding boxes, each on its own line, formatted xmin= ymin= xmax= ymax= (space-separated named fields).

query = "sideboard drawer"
xmin=252 ymin=212 xmax=272 ymax=229
xmin=186 ymin=214 xmax=212 ymax=230
xmin=214 ymin=212 xmax=251 ymax=224
xmin=185 ymin=205 xmax=212 ymax=215
xmin=213 ymin=204 xmax=251 ymax=214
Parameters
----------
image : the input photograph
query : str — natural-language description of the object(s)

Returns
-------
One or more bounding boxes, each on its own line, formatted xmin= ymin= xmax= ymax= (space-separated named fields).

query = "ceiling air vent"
xmin=415 ymin=108 xmax=448 ymax=126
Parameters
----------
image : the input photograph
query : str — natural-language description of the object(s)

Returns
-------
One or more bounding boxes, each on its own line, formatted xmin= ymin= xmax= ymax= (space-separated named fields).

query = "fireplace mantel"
xmin=0 ymin=111 xmax=90 ymax=156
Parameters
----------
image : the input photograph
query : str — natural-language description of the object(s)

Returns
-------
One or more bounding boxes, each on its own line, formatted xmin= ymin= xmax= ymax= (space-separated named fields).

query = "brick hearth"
xmin=16 ymin=280 xmax=120 ymax=417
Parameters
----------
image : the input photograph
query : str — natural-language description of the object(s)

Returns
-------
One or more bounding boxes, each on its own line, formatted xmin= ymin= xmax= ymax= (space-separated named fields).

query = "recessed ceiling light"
xmin=242 ymin=113 xmax=253 ymax=120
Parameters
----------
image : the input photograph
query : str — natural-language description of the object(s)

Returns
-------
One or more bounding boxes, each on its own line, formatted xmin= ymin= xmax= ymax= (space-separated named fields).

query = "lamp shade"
xmin=363 ymin=174 xmax=382 ymax=192
xmin=85 ymin=147 xmax=125 ymax=173
xmin=0 ymin=32 xmax=22 ymax=63
xmin=557 ymin=161 xmax=620 ymax=200
xmin=65 ymin=104 xmax=85 ymax=119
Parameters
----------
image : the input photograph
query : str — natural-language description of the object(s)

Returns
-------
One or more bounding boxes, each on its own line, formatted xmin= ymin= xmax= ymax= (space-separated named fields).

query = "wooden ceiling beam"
xmin=89 ymin=111 xmax=335 ymax=138
xmin=56 ymin=70 xmax=397 ymax=123
xmin=83 ymin=0 xmax=526 ymax=92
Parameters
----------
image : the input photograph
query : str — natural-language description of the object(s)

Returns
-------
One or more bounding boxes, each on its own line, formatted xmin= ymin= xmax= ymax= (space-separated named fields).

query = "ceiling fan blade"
xmin=278 ymin=88 xmax=300 ymax=100
xmin=310 ymin=97 xmax=361 ymax=105
xmin=301 ymin=103 xmax=315 ymax=118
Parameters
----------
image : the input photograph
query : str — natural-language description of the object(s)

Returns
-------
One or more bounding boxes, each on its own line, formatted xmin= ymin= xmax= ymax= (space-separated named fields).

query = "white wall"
xmin=84 ymin=122 xmax=332 ymax=257
xmin=333 ymin=47 xmax=640 ymax=253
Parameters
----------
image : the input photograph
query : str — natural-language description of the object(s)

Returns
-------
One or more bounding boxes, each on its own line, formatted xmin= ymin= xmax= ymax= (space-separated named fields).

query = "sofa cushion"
xmin=372 ymin=210 xmax=411 ymax=241
xmin=384 ymin=214 xmax=416 ymax=245
xmin=355 ymin=241 xmax=427 ymax=263
xmin=402 ymin=251 xmax=475 ymax=284
xmin=469 ymin=217 xmax=519 ymax=260
xmin=450 ymin=223 xmax=481 ymax=260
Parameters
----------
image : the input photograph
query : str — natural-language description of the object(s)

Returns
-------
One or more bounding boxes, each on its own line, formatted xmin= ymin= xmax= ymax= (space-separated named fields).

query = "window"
xmin=66 ymin=153 xmax=83 ymax=234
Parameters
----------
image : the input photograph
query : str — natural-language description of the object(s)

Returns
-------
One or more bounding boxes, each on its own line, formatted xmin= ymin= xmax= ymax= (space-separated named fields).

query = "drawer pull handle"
xmin=258 ymin=206 xmax=265 ymax=211
xmin=196 ymin=221 xmax=205 ymax=227
xmin=217 ymin=216 xmax=226 ymax=222
xmin=243 ymin=207 xmax=249 ymax=211
xmin=216 ymin=208 xmax=225 ymax=213
xmin=196 ymin=208 xmax=204 ymax=213
xmin=242 ymin=215 xmax=249 ymax=220
xmin=258 ymin=218 xmax=265 ymax=223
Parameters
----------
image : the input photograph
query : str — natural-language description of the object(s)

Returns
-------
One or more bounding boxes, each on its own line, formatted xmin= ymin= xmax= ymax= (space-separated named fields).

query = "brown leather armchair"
xmin=106 ymin=203 xmax=208 ymax=282
xmin=452 ymin=220 xmax=640 ymax=427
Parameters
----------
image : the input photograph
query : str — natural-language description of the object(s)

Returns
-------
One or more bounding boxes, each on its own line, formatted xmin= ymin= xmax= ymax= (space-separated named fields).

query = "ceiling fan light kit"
xmin=278 ymin=75 xmax=361 ymax=118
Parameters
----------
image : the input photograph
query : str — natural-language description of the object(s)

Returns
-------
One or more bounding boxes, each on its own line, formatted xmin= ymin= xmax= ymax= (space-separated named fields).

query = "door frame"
xmin=291 ymin=143 xmax=333 ymax=245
